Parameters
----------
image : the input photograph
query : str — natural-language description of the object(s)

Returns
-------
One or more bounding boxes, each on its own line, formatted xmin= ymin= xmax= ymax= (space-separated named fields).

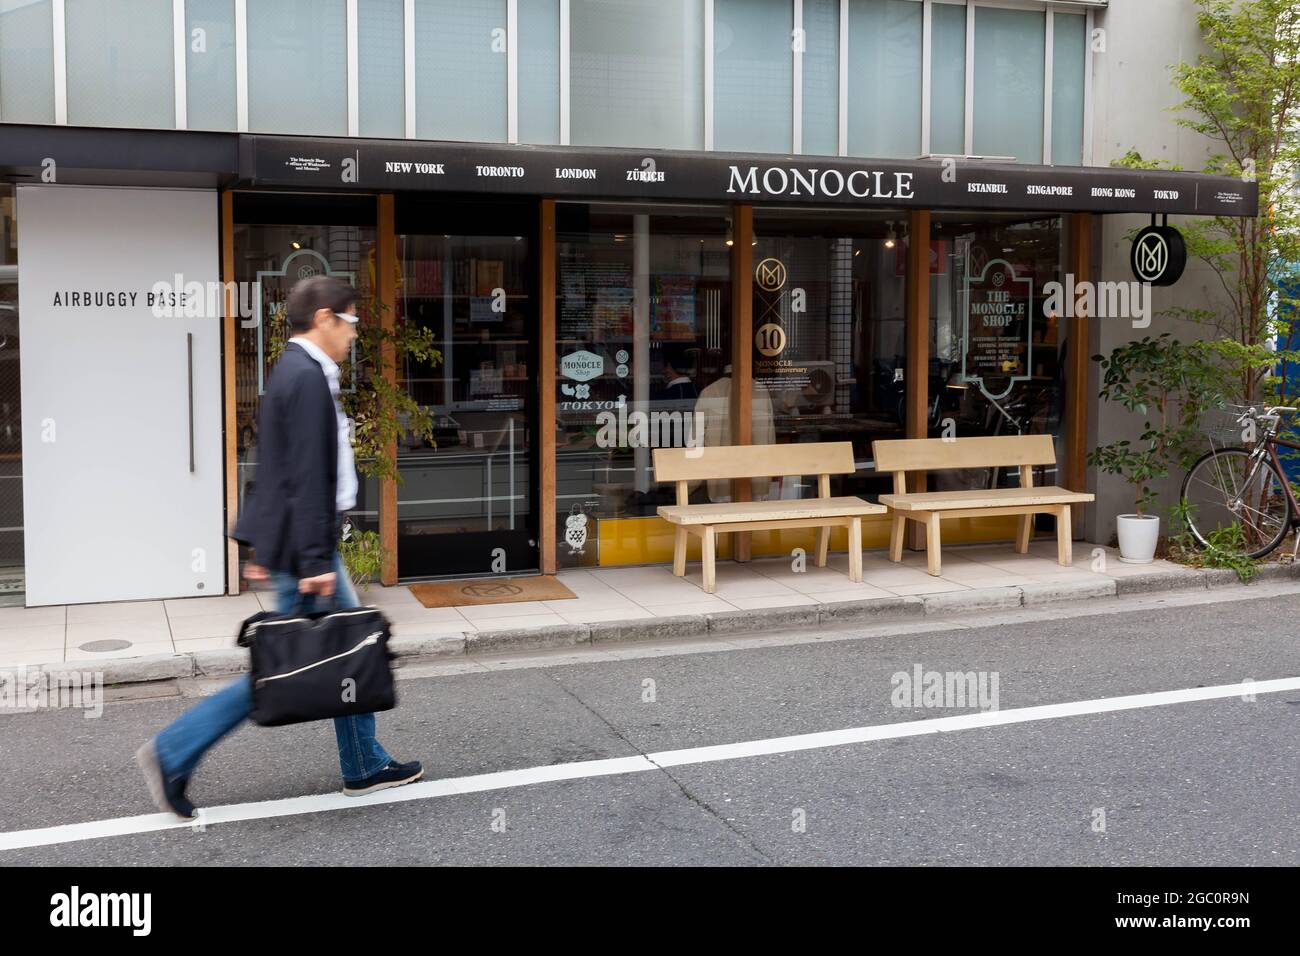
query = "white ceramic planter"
xmin=1117 ymin=514 xmax=1160 ymax=564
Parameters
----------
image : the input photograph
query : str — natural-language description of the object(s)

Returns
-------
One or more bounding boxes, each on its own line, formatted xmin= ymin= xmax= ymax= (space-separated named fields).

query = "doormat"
xmin=409 ymin=576 xmax=577 ymax=609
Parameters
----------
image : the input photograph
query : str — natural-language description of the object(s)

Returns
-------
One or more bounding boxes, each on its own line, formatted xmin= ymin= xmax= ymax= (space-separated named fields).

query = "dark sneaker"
xmin=343 ymin=759 xmax=424 ymax=796
xmin=135 ymin=741 xmax=197 ymax=821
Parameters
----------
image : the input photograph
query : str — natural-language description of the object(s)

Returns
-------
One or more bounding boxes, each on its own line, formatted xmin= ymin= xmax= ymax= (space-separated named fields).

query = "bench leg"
xmin=889 ymin=514 xmax=906 ymax=563
xmin=925 ymin=513 xmax=942 ymax=576
xmin=848 ymin=518 xmax=863 ymax=583
xmin=1056 ymin=505 xmax=1073 ymax=566
xmin=672 ymin=526 xmax=687 ymax=577
xmin=1016 ymin=513 xmax=1033 ymax=554
xmin=701 ymin=526 xmax=717 ymax=593
xmin=815 ymin=525 xmax=830 ymax=568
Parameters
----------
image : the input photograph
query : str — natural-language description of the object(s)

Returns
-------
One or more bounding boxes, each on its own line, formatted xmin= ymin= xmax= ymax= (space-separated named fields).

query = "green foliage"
xmin=1088 ymin=335 xmax=1228 ymax=515
xmin=1168 ymin=502 xmax=1258 ymax=582
xmin=339 ymin=525 xmax=385 ymax=592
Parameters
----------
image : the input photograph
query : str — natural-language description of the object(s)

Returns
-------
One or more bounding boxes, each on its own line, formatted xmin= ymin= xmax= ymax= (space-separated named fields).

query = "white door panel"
xmin=18 ymin=186 xmax=224 ymax=606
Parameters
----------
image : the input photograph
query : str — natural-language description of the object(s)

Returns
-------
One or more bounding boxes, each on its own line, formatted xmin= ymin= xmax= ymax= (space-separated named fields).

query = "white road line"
xmin=2 ymin=677 xmax=1297 ymax=853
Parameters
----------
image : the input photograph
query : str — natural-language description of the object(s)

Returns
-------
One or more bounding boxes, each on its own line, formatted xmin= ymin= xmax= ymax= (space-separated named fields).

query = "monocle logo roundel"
xmin=755 ymin=257 xmax=787 ymax=292
xmin=1130 ymin=224 xmax=1187 ymax=286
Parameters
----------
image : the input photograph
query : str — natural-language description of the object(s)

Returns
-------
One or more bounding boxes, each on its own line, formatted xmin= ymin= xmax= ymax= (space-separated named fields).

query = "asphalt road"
xmin=2 ymin=586 xmax=1298 ymax=866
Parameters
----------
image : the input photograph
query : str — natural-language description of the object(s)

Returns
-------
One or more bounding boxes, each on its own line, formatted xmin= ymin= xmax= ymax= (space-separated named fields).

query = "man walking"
xmin=136 ymin=276 xmax=422 ymax=820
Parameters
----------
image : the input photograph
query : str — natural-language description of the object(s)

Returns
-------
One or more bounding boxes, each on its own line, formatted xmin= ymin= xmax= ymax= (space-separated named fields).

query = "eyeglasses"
xmin=335 ymin=311 xmax=359 ymax=325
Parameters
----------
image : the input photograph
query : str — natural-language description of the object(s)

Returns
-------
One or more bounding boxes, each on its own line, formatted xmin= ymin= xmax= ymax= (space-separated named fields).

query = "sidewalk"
xmin=0 ymin=540 xmax=1284 ymax=677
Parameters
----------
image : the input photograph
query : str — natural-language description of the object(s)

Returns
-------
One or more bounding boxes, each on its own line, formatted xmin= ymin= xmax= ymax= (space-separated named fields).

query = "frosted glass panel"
xmin=847 ymin=0 xmax=921 ymax=159
xmin=185 ymin=0 xmax=236 ymax=131
xmin=570 ymin=0 xmax=704 ymax=150
xmin=519 ymin=0 xmax=559 ymax=144
xmin=802 ymin=0 xmax=839 ymax=156
xmin=65 ymin=0 xmax=174 ymax=128
xmin=0 ymin=0 xmax=55 ymax=123
xmin=973 ymin=6 xmax=1044 ymax=163
xmin=715 ymin=0 xmax=790 ymax=153
xmin=415 ymin=0 xmax=507 ymax=142
xmin=1051 ymin=12 xmax=1086 ymax=165
xmin=247 ymin=0 xmax=347 ymax=135
xmin=359 ymin=0 xmax=404 ymax=138
xmin=930 ymin=1 xmax=965 ymax=155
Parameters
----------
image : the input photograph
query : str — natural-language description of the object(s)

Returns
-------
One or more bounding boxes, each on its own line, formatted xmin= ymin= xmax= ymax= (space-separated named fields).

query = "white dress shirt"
xmin=290 ymin=336 xmax=358 ymax=513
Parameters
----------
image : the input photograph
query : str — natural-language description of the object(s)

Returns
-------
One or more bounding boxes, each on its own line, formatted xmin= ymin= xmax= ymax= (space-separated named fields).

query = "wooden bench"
xmin=653 ymin=442 xmax=886 ymax=593
xmin=872 ymin=435 xmax=1094 ymax=576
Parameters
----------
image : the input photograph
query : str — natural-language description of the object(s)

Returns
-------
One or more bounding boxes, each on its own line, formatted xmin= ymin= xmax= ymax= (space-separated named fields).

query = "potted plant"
xmin=1089 ymin=334 xmax=1221 ymax=563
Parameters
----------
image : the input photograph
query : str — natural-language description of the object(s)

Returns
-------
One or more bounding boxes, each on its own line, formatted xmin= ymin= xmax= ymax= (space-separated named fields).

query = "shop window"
xmin=847 ymin=0 xmax=922 ymax=160
xmin=519 ymin=0 xmax=560 ymax=145
xmin=973 ymin=6 xmax=1045 ymax=163
xmin=751 ymin=209 xmax=907 ymax=507
xmin=554 ymin=203 xmax=731 ymax=568
xmin=0 ymin=0 xmax=55 ymax=124
xmin=185 ymin=0 xmax=236 ymax=132
xmin=714 ymin=0 xmax=792 ymax=153
xmin=928 ymin=214 xmax=1065 ymax=495
xmin=1051 ymin=12 xmax=1087 ymax=165
xmin=247 ymin=0 xmax=348 ymax=135
xmin=801 ymin=0 xmax=839 ymax=157
xmin=570 ymin=0 xmax=704 ymax=150
xmin=415 ymin=0 xmax=507 ymax=143
xmin=359 ymin=0 xmax=405 ymax=138
xmin=0 ymin=185 xmax=22 ymax=603
xmin=65 ymin=0 xmax=174 ymax=129
xmin=232 ymin=210 xmax=379 ymax=540
xmin=929 ymin=0 xmax=965 ymax=156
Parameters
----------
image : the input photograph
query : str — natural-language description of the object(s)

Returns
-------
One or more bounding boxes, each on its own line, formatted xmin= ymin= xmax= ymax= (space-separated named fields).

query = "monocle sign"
xmin=244 ymin=135 xmax=1258 ymax=217
xmin=560 ymin=349 xmax=604 ymax=382
xmin=962 ymin=258 xmax=1033 ymax=401
xmin=1130 ymin=224 xmax=1187 ymax=286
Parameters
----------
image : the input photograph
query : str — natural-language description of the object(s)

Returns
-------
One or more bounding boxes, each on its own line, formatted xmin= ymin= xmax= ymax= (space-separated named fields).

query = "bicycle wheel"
xmin=1180 ymin=447 xmax=1292 ymax=558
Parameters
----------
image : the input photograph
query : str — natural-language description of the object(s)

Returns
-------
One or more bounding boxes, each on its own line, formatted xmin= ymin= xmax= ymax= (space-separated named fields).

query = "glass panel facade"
xmin=570 ymin=0 xmax=704 ymax=150
xmin=232 ymin=201 xmax=380 ymax=553
xmin=554 ymin=203 xmax=730 ymax=568
xmin=928 ymin=213 xmax=1065 ymax=493
xmin=752 ymin=209 xmax=906 ymax=506
xmin=973 ymin=6 xmax=1045 ymax=163
xmin=0 ymin=185 xmax=22 ymax=604
xmin=395 ymin=228 xmax=534 ymax=576
xmin=185 ymin=0 xmax=237 ymax=131
xmin=847 ymin=0 xmax=922 ymax=160
xmin=247 ymin=0 xmax=348 ymax=136
xmin=801 ymin=0 xmax=839 ymax=157
xmin=518 ymin=0 xmax=560 ymax=145
xmin=358 ymin=0 xmax=405 ymax=138
xmin=714 ymin=0 xmax=791 ymax=153
xmin=415 ymin=0 xmax=507 ymax=143
xmin=930 ymin=0 xmax=965 ymax=155
xmin=65 ymin=0 xmax=174 ymax=129
xmin=0 ymin=0 xmax=55 ymax=124
xmin=1051 ymin=12 xmax=1087 ymax=165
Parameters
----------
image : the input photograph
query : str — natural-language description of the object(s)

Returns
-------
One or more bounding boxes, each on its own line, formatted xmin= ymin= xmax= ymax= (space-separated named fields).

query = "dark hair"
xmin=285 ymin=275 xmax=357 ymax=334
xmin=661 ymin=343 xmax=695 ymax=374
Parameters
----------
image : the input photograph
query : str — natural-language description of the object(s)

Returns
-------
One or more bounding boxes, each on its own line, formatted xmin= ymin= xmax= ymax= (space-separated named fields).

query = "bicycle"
xmin=1180 ymin=404 xmax=1300 ymax=559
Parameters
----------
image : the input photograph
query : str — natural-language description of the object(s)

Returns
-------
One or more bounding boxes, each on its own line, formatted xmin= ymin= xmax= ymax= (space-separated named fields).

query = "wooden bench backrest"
xmin=872 ymin=435 xmax=1057 ymax=474
xmin=653 ymin=442 xmax=856 ymax=483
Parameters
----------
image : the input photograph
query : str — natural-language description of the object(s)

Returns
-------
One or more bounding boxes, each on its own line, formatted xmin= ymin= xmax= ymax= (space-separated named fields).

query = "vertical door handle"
xmin=187 ymin=332 xmax=195 ymax=473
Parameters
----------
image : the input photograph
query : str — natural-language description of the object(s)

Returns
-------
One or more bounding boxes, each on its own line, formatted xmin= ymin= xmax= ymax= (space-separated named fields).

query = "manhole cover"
xmin=461 ymin=582 xmax=522 ymax=598
xmin=77 ymin=639 xmax=132 ymax=653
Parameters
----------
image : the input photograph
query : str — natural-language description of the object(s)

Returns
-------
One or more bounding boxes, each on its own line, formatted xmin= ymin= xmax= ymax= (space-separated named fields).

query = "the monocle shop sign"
xmin=962 ymin=258 xmax=1033 ymax=401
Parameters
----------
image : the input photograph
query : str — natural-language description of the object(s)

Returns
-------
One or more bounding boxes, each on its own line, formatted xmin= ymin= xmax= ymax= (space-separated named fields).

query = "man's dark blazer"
xmin=232 ymin=341 xmax=340 ymax=579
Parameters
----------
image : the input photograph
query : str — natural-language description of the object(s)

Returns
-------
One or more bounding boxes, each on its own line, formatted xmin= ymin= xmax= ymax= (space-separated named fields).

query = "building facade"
xmin=0 ymin=0 xmax=1257 ymax=606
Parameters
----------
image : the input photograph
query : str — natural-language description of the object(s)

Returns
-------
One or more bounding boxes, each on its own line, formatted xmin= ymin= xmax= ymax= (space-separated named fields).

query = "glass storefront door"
xmin=396 ymin=201 xmax=537 ymax=578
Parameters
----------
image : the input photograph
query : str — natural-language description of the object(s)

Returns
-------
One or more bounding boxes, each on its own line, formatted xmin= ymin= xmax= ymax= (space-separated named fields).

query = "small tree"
xmin=1088 ymin=334 xmax=1226 ymax=515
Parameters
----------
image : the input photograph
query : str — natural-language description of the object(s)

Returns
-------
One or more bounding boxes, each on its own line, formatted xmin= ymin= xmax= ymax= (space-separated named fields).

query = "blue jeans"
xmin=154 ymin=551 xmax=392 ymax=784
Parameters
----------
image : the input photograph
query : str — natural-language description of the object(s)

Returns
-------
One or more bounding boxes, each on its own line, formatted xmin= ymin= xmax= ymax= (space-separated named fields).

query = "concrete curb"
xmin=22 ymin=562 xmax=1300 ymax=687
